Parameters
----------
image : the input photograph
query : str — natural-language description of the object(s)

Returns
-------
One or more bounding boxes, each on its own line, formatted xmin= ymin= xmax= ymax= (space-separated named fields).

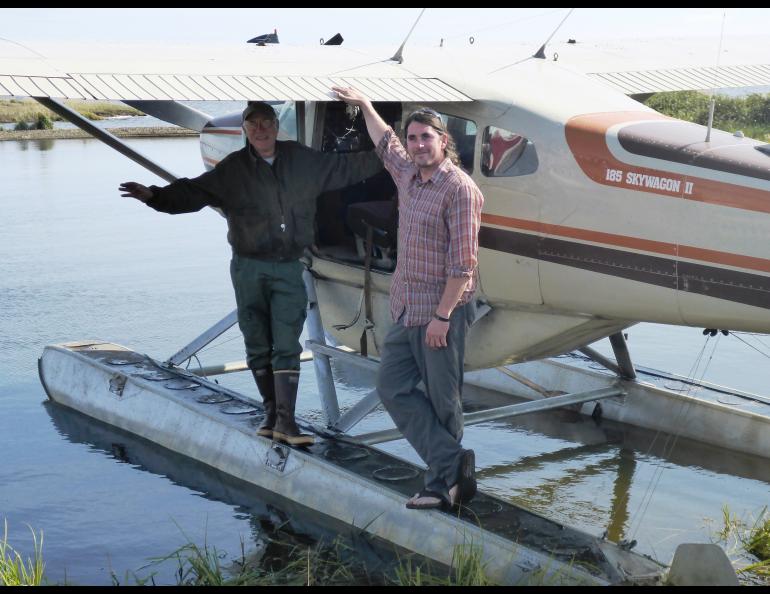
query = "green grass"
xmin=0 ymin=520 xmax=45 ymax=586
xmin=144 ymin=523 xmax=498 ymax=586
xmin=709 ymin=505 xmax=770 ymax=584
xmin=0 ymin=517 xmax=593 ymax=587
xmin=393 ymin=540 xmax=494 ymax=586
xmin=644 ymin=90 xmax=770 ymax=141
xmin=143 ymin=525 xmax=386 ymax=586
xmin=0 ymin=98 xmax=141 ymax=124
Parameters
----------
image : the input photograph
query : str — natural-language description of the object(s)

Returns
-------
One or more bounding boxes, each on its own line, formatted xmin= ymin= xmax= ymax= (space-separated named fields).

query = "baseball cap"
xmin=242 ymin=101 xmax=277 ymax=122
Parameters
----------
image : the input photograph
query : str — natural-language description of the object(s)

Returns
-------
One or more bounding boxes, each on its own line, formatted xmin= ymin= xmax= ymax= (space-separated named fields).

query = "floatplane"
xmin=4 ymin=15 xmax=770 ymax=584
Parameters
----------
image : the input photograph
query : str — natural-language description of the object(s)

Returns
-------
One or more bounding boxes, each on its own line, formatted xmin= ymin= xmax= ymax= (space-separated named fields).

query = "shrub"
xmin=35 ymin=114 xmax=53 ymax=130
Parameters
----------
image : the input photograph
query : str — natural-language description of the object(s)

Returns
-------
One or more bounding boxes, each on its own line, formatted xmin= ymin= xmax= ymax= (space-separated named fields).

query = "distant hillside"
xmin=0 ymin=99 xmax=141 ymax=125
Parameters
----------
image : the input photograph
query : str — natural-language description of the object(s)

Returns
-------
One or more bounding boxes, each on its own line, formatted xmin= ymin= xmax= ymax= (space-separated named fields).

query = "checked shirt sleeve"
xmin=375 ymin=127 xmax=415 ymax=190
xmin=445 ymin=178 xmax=483 ymax=279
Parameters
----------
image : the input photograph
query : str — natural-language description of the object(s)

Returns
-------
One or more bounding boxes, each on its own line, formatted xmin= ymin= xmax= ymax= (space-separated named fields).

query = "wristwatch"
xmin=433 ymin=313 xmax=450 ymax=322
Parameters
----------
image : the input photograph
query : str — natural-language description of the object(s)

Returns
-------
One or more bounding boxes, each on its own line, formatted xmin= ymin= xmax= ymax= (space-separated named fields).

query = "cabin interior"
xmin=300 ymin=98 xmax=537 ymax=275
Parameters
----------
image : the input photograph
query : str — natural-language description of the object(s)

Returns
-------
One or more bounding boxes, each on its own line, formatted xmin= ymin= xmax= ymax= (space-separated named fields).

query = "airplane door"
xmin=476 ymin=125 xmax=543 ymax=306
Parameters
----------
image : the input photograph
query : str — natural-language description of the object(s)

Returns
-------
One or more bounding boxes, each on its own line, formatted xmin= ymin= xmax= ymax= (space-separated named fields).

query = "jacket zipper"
xmin=264 ymin=158 xmax=286 ymax=233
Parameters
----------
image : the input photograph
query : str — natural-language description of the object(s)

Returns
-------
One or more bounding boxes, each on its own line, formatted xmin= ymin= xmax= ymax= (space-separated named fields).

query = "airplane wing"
xmin=4 ymin=35 xmax=770 ymax=104
xmin=546 ymin=36 xmax=770 ymax=95
xmin=0 ymin=40 xmax=471 ymax=102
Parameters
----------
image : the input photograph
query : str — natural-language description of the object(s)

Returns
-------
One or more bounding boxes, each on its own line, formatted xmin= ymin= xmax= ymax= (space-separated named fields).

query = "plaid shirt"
xmin=376 ymin=128 xmax=483 ymax=326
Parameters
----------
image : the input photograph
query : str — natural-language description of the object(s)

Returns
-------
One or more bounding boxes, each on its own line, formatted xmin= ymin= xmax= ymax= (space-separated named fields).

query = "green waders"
xmin=230 ymin=255 xmax=313 ymax=445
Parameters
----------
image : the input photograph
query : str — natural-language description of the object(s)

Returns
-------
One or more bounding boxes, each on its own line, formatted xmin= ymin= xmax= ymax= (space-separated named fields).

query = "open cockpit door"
xmin=312 ymin=100 xmax=402 ymax=274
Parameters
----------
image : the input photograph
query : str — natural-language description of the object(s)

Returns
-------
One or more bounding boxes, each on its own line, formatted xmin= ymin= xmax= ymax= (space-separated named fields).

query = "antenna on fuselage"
xmin=533 ymin=8 xmax=574 ymax=59
xmin=248 ymin=29 xmax=279 ymax=45
xmin=705 ymin=11 xmax=728 ymax=143
xmin=390 ymin=8 xmax=426 ymax=63
xmin=322 ymin=33 xmax=344 ymax=46
xmin=488 ymin=8 xmax=574 ymax=74
xmin=326 ymin=9 xmax=424 ymax=76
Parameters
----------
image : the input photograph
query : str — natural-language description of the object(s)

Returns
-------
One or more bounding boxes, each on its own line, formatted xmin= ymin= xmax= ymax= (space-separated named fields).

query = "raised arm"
xmin=332 ymin=86 xmax=388 ymax=147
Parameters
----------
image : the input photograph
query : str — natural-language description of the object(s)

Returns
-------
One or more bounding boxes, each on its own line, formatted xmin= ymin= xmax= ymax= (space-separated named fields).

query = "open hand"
xmin=119 ymin=182 xmax=153 ymax=203
xmin=332 ymin=86 xmax=370 ymax=108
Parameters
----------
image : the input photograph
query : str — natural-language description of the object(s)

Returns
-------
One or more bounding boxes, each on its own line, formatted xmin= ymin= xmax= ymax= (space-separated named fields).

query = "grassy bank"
xmin=0 ymin=127 xmax=198 ymax=141
xmin=1 ymin=519 xmax=498 ymax=587
xmin=0 ymin=98 xmax=141 ymax=125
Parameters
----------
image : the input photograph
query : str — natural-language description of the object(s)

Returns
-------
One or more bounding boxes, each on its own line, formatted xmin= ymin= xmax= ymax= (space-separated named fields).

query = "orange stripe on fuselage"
xmin=480 ymin=213 xmax=770 ymax=274
xmin=565 ymin=111 xmax=770 ymax=215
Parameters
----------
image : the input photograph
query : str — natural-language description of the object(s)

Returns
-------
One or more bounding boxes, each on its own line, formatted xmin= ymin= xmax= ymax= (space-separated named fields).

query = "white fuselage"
xmin=199 ymin=55 xmax=770 ymax=368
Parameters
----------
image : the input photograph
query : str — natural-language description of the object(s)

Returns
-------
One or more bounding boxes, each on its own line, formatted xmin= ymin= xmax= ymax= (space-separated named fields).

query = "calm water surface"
xmin=2 ymin=135 xmax=769 ymax=584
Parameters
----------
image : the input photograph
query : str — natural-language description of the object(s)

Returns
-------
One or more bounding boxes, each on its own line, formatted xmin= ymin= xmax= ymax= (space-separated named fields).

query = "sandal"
xmin=450 ymin=449 xmax=477 ymax=507
xmin=405 ymin=489 xmax=449 ymax=510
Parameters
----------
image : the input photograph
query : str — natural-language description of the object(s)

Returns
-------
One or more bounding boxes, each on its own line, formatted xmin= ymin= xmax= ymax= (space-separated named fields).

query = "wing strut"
xmin=121 ymin=100 xmax=211 ymax=133
xmin=33 ymin=97 xmax=178 ymax=183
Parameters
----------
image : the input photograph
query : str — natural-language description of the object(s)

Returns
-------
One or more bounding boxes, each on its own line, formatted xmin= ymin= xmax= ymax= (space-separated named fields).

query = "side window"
xmin=481 ymin=126 xmax=538 ymax=177
xmin=442 ymin=114 xmax=477 ymax=174
xmin=275 ymin=101 xmax=298 ymax=141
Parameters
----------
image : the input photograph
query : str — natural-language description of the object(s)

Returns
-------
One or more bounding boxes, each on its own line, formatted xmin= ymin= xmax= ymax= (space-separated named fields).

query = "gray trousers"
xmin=376 ymin=302 xmax=473 ymax=501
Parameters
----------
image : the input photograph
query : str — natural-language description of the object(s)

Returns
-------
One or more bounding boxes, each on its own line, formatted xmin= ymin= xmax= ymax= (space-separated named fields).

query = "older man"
xmin=120 ymin=101 xmax=382 ymax=445
xmin=334 ymin=87 xmax=484 ymax=510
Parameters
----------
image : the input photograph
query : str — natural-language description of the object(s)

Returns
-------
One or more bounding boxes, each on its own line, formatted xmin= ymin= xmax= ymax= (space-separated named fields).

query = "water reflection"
xmin=43 ymin=401 xmax=400 ymax=583
xmin=461 ymin=383 xmax=770 ymax=552
xmin=12 ymin=138 xmax=55 ymax=151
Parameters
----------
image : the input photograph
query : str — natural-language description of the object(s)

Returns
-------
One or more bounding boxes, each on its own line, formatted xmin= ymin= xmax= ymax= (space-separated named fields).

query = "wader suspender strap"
xmin=359 ymin=224 xmax=374 ymax=357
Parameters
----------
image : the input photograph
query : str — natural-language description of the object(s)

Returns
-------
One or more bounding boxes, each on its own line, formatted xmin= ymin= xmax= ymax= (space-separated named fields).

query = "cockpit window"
xmin=481 ymin=126 xmax=538 ymax=177
xmin=441 ymin=114 xmax=476 ymax=174
xmin=274 ymin=101 xmax=298 ymax=142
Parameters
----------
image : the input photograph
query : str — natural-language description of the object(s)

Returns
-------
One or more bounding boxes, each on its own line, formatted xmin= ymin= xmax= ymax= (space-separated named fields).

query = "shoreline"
xmin=0 ymin=126 xmax=199 ymax=141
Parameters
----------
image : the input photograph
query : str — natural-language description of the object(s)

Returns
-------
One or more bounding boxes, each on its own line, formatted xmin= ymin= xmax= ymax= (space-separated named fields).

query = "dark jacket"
xmin=147 ymin=141 xmax=383 ymax=260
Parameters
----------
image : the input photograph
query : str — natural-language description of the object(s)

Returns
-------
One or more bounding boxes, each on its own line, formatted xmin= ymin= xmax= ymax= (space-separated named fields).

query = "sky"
xmin=2 ymin=8 xmax=769 ymax=49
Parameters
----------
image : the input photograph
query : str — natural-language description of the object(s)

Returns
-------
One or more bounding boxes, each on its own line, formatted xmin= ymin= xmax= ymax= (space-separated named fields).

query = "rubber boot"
xmin=251 ymin=367 xmax=276 ymax=438
xmin=272 ymin=371 xmax=314 ymax=446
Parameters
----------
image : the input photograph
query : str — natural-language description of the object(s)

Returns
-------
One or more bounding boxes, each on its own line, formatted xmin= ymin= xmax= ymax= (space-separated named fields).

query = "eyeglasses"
xmin=244 ymin=118 xmax=276 ymax=131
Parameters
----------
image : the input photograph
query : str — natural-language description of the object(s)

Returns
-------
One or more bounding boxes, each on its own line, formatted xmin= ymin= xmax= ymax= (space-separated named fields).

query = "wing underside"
xmin=587 ymin=64 xmax=770 ymax=95
xmin=0 ymin=41 xmax=471 ymax=102
xmin=0 ymin=72 xmax=470 ymax=102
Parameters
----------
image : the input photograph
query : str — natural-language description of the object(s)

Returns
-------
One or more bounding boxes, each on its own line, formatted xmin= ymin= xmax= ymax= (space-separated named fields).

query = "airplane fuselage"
xmin=197 ymin=56 xmax=770 ymax=368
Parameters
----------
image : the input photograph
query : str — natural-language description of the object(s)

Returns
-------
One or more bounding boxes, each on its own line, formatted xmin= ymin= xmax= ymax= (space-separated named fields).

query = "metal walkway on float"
xmin=37 ymin=268 xmax=666 ymax=585
xmin=39 ymin=338 xmax=664 ymax=585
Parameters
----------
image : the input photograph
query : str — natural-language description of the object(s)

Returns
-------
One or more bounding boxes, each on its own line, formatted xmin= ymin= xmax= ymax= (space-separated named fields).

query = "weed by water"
xmin=709 ymin=504 xmax=770 ymax=584
xmin=0 ymin=519 xmax=45 ymax=586
xmin=393 ymin=540 xmax=494 ymax=586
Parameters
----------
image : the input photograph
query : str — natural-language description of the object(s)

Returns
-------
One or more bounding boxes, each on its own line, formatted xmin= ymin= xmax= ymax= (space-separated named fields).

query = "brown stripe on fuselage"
xmin=481 ymin=213 xmax=770 ymax=274
xmin=479 ymin=224 xmax=770 ymax=310
xmin=565 ymin=112 xmax=770 ymax=214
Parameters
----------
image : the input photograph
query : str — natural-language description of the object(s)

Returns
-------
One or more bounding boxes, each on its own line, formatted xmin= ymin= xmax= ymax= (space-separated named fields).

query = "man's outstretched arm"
xmin=119 ymin=181 xmax=153 ymax=203
xmin=332 ymin=86 xmax=388 ymax=147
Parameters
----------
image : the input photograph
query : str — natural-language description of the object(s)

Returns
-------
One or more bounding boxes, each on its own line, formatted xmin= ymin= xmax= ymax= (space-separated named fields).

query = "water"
xmin=0 ymin=100 xmax=246 ymax=131
xmin=2 ymin=135 xmax=769 ymax=584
